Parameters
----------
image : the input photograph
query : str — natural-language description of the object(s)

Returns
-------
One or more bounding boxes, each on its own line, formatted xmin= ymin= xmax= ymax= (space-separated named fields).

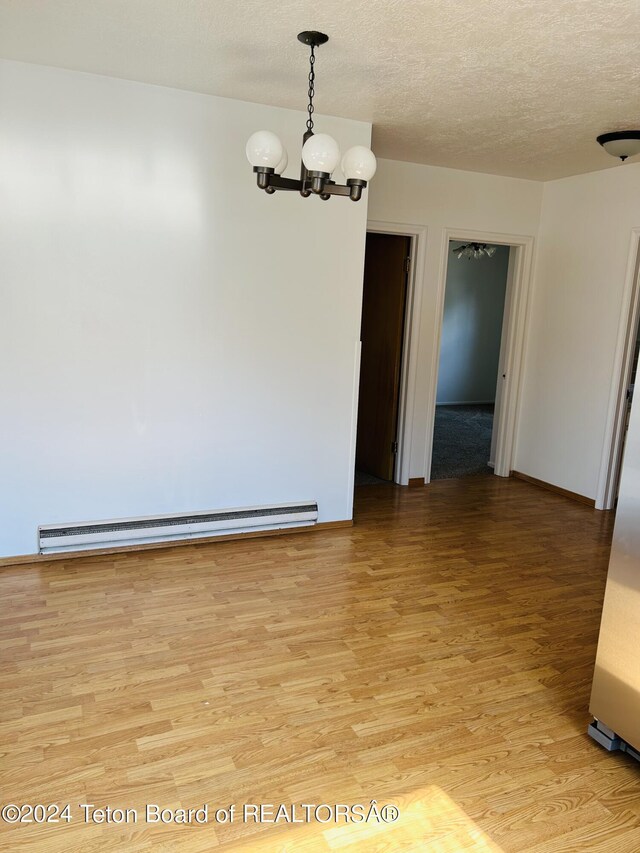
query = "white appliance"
xmin=589 ymin=378 xmax=640 ymax=760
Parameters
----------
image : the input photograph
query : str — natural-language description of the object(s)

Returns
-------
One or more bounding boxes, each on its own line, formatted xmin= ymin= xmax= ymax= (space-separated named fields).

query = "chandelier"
xmin=452 ymin=242 xmax=497 ymax=260
xmin=245 ymin=32 xmax=377 ymax=202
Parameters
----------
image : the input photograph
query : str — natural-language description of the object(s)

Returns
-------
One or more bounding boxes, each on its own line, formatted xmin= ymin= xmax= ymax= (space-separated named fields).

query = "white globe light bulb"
xmin=302 ymin=134 xmax=341 ymax=175
xmin=275 ymin=148 xmax=288 ymax=176
xmin=245 ymin=131 xmax=284 ymax=169
xmin=341 ymin=146 xmax=377 ymax=181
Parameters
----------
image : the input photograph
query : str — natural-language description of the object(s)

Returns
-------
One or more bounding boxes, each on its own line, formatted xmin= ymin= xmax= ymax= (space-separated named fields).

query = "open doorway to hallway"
xmin=597 ymin=229 xmax=640 ymax=508
xmin=355 ymin=232 xmax=411 ymax=486
xmin=431 ymin=241 xmax=510 ymax=480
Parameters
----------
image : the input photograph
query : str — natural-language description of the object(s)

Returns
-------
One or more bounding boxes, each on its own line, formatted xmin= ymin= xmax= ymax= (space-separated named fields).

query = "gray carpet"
xmin=431 ymin=404 xmax=494 ymax=480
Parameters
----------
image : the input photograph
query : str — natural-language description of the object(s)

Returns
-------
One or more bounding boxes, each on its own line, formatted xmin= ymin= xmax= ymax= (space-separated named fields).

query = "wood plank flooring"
xmin=1 ymin=476 xmax=638 ymax=852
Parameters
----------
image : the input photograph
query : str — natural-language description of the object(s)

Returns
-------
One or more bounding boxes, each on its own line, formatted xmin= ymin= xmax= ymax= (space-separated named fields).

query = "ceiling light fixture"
xmin=245 ymin=32 xmax=376 ymax=202
xmin=596 ymin=131 xmax=640 ymax=162
xmin=452 ymin=242 xmax=497 ymax=260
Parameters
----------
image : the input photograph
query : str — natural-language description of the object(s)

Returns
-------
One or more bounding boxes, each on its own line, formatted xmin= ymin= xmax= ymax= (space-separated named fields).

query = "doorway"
xmin=425 ymin=229 xmax=535 ymax=485
xmin=616 ymin=326 xmax=640 ymax=498
xmin=431 ymin=242 xmax=510 ymax=480
xmin=355 ymin=232 xmax=411 ymax=484
xmin=596 ymin=228 xmax=640 ymax=509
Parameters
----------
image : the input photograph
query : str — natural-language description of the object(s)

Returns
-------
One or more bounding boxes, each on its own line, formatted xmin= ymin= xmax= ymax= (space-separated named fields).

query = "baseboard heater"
xmin=38 ymin=501 xmax=318 ymax=554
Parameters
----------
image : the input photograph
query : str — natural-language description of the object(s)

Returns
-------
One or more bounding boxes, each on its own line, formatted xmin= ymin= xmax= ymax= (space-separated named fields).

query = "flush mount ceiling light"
xmin=245 ymin=31 xmax=376 ymax=202
xmin=452 ymin=242 xmax=497 ymax=260
xmin=596 ymin=131 xmax=640 ymax=162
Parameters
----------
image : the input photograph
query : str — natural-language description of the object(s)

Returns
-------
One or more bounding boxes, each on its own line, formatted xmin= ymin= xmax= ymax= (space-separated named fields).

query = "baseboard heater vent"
xmin=38 ymin=502 xmax=318 ymax=554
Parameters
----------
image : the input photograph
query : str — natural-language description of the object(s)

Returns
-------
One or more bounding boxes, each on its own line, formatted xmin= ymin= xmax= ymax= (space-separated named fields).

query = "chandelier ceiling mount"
xmin=297 ymin=30 xmax=329 ymax=47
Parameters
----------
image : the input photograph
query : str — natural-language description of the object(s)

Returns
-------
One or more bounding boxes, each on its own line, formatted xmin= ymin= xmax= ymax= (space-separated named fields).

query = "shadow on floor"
xmin=355 ymin=470 xmax=392 ymax=486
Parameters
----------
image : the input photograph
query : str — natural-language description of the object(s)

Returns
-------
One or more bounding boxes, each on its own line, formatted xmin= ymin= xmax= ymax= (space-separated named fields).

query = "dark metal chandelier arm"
xmin=253 ymin=168 xmax=300 ymax=193
xmin=253 ymin=166 xmax=366 ymax=201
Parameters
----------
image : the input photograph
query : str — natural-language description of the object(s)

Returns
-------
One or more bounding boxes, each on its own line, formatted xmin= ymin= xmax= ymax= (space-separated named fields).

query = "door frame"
xmin=425 ymin=228 xmax=536 ymax=482
xmin=595 ymin=227 xmax=640 ymax=510
xmin=365 ymin=220 xmax=427 ymax=484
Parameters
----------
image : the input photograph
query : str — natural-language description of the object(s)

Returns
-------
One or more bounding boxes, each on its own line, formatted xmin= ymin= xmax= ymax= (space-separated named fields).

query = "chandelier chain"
xmin=306 ymin=46 xmax=315 ymax=132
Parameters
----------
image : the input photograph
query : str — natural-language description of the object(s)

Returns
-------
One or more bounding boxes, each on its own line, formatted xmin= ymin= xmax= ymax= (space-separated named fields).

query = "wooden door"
xmin=356 ymin=233 xmax=411 ymax=480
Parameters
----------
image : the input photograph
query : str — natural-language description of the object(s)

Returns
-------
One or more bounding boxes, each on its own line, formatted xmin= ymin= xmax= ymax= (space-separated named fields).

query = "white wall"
xmin=514 ymin=163 xmax=640 ymax=500
xmin=437 ymin=244 xmax=509 ymax=404
xmin=0 ymin=60 xmax=371 ymax=558
xmin=368 ymin=159 xmax=543 ymax=479
xmin=3 ymin=57 xmax=634 ymax=546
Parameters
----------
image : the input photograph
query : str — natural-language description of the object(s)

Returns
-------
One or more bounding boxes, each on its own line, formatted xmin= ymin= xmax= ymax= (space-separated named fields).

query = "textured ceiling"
xmin=1 ymin=0 xmax=640 ymax=180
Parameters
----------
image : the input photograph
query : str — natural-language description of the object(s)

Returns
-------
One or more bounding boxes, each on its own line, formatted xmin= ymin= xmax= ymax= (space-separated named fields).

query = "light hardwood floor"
xmin=2 ymin=476 xmax=639 ymax=852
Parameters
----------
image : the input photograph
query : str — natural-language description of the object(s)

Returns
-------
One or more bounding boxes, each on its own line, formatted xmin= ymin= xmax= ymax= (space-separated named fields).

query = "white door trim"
xmin=595 ymin=227 xmax=640 ymax=510
xmin=365 ymin=220 xmax=428 ymax=485
xmin=424 ymin=227 xmax=536 ymax=483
